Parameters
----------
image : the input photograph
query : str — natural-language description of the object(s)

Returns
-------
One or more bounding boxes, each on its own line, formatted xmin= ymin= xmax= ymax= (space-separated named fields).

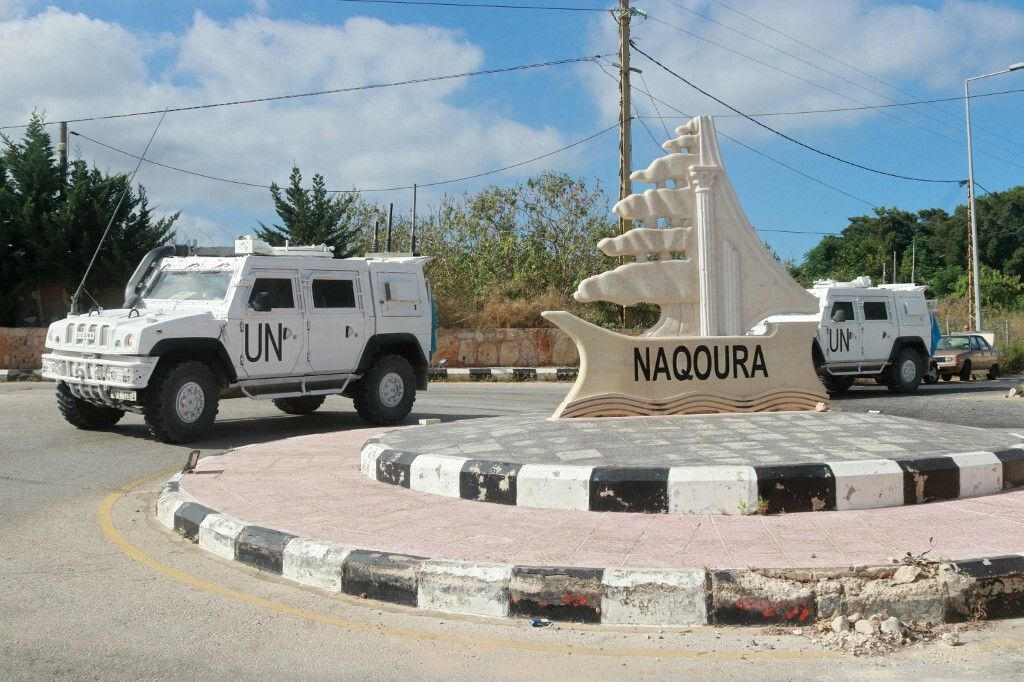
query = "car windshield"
xmin=937 ymin=336 xmax=970 ymax=351
xmin=145 ymin=270 xmax=233 ymax=301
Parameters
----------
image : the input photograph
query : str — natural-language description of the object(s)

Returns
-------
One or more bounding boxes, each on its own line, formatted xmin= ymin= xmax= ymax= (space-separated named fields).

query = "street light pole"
xmin=964 ymin=61 xmax=1024 ymax=332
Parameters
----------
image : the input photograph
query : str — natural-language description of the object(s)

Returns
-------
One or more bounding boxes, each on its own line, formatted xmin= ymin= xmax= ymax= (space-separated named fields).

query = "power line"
xmin=704 ymin=0 xmax=1023 ymax=152
xmin=641 ymin=13 xmax=1024 ymax=171
xmin=631 ymin=42 xmax=962 ymax=185
xmin=657 ymin=0 xmax=1024 ymax=155
xmin=335 ymin=0 xmax=606 ymax=9
xmin=626 ymin=77 xmax=875 ymax=207
xmin=70 ymin=122 xmax=620 ymax=193
xmin=630 ymin=85 xmax=1024 ymax=119
xmin=0 ymin=53 xmax=612 ymax=130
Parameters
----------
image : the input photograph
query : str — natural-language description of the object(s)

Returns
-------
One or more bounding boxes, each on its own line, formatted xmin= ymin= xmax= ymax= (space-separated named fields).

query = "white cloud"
xmin=584 ymin=0 xmax=1024 ymax=137
xmin=1 ymin=9 xmax=570 ymax=234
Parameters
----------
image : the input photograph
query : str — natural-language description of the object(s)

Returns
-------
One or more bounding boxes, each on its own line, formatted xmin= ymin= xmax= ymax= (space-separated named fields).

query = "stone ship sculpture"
xmin=542 ymin=116 xmax=827 ymax=418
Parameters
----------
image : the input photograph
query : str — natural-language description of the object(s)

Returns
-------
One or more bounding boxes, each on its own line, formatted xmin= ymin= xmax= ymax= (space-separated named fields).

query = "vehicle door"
xmin=303 ymin=269 xmax=367 ymax=374
xmin=821 ymin=299 xmax=861 ymax=363
xmin=240 ymin=270 xmax=306 ymax=378
xmin=971 ymin=336 xmax=992 ymax=371
xmin=860 ymin=298 xmax=895 ymax=361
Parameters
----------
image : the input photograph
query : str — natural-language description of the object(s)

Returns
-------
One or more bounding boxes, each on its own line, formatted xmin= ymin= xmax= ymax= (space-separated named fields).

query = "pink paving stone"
xmin=178 ymin=428 xmax=1024 ymax=571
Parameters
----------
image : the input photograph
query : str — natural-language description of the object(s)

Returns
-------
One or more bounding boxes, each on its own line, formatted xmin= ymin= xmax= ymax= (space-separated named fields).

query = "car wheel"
xmin=923 ymin=363 xmax=939 ymax=384
xmin=886 ymin=347 xmax=923 ymax=394
xmin=353 ymin=354 xmax=417 ymax=425
xmin=987 ymin=363 xmax=1000 ymax=380
xmin=56 ymin=381 xmax=125 ymax=429
xmin=143 ymin=361 xmax=219 ymax=443
xmin=941 ymin=374 xmax=951 ymax=382
xmin=821 ymin=372 xmax=855 ymax=395
xmin=959 ymin=361 xmax=972 ymax=382
xmin=272 ymin=395 xmax=326 ymax=415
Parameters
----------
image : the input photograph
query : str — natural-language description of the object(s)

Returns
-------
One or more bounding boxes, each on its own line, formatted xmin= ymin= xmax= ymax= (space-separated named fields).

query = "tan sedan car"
xmin=932 ymin=334 xmax=1001 ymax=381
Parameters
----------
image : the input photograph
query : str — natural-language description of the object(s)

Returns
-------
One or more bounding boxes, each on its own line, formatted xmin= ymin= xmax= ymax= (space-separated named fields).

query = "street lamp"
xmin=964 ymin=61 xmax=1024 ymax=331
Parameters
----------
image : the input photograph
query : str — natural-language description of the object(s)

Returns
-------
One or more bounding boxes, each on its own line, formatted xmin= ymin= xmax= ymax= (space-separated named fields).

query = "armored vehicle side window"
xmin=863 ymin=301 xmax=888 ymax=321
xmin=312 ymin=279 xmax=356 ymax=308
xmin=830 ymin=301 xmax=855 ymax=322
xmin=250 ymin=278 xmax=294 ymax=309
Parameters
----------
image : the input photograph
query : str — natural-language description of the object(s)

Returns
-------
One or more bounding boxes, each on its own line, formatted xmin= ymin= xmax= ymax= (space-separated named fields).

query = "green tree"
xmin=953 ymin=265 xmax=1024 ymax=310
xmin=256 ymin=165 xmax=360 ymax=257
xmin=0 ymin=113 xmax=177 ymax=324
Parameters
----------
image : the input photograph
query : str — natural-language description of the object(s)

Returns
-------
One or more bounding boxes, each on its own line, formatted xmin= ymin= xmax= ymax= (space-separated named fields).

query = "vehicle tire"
xmin=821 ymin=372 xmax=855 ymax=395
xmin=942 ymin=374 xmax=951 ymax=382
xmin=353 ymin=354 xmax=417 ymax=426
xmin=988 ymin=363 xmax=1000 ymax=380
xmin=56 ymin=381 xmax=125 ymax=429
xmin=923 ymin=363 xmax=939 ymax=384
xmin=959 ymin=361 xmax=972 ymax=382
xmin=143 ymin=360 xmax=219 ymax=443
xmin=272 ymin=395 xmax=326 ymax=415
xmin=886 ymin=347 xmax=923 ymax=394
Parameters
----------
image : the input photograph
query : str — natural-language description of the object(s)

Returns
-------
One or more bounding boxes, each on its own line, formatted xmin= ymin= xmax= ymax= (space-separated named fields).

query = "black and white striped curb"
xmin=156 ymin=474 xmax=1024 ymax=625
xmin=360 ymin=440 xmax=1024 ymax=515
xmin=0 ymin=369 xmax=44 ymax=381
xmin=427 ymin=367 xmax=577 ymax=381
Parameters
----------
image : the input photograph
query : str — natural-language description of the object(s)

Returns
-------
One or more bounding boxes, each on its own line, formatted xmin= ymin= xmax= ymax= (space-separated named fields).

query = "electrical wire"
xmin=641 ymin=13 xmax=1024 ymax=171
xmin=594 ymin=58 xmax=876 ymax=207
xmin=70 ymin=122 xmax=620 ymax=194
xmin=0 ymin=53 xmax=613 ymax=130
xmin=657 ymin=0 xmax=1024 ymax=155
xmin=704 ymin=0 xmax=1023 ymax=151
xmin=631 ymin=42 xmax=962 ymax=184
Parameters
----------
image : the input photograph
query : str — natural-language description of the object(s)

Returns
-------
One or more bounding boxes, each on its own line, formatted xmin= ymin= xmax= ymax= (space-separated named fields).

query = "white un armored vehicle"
xmin=41 ymin=237 xmax=432 ymax=442
xmin=759 ymin=276 xmax=935 ymax=395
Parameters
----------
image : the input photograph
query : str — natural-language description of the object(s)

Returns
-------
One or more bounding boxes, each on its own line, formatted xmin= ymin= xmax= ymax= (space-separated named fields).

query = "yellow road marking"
xmin=97 ymin=470 xmax=862 ymax=660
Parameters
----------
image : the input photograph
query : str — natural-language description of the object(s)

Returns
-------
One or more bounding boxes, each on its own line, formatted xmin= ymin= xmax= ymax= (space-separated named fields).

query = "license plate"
xmin=110 ymin=389 xmax=137 ymax=401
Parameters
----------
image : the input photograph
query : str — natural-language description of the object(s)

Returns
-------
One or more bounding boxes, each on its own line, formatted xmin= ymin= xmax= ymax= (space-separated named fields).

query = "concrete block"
xmin=829 ymin=459 xmax=904 ymax=511
xmin=668 ymin=465 xmax=757 ymax=514
xmin=155 ymin=490 xmax=193 ymax=530
xmin=509 ymin=566 xmax=605 ymax=623
xmin=516 ymin=464 xmax=592 ymax=511
xmin=359 ymin=442 xmax=387 ymax=478
xmin=343 ymin=551 xmax=425 ymax=607
xmin=409 ymin=454 xmax=467 ymax=498
xmin=198 ymin=514 xmax=246 ymax=560
xmin=282 ymin=538 xmax=352 ymax=592
xmin=602 ymin=568 xmax=709 ymax=626
xmin=417 ymin=560 xmax=513 ymax=618
xmin=711 ymin=570 xmax=815 ymax=625
xmin=173 ymin=502 xmax=214 ymax=541
xmin=950 ymin=451 xmax=1002 ymax=498
xmin=235 ymin=526 xmax=296 ymax=574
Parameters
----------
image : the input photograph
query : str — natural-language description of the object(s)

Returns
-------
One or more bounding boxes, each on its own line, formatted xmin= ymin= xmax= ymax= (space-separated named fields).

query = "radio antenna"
xmin=69 ymin=108 xmax=169 ymax=314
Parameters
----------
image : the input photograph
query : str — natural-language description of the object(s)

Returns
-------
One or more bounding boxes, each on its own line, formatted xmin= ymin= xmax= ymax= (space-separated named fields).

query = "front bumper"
xmin=41 ymin=352 xmax=158 ymax=401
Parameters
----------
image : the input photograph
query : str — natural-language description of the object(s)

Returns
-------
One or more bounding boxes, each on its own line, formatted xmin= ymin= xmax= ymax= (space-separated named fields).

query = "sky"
xmin=2 ymin=0 xmax=1023 ymax=264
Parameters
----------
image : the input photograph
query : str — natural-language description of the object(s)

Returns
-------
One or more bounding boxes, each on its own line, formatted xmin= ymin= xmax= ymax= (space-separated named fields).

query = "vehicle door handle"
xmin=882 ymin=331 xmax=888 ymax=338
xmin=282 ymin=327 xmax=293 ymax=340
xmin=346 ymin=325 xmax=356 ymax=338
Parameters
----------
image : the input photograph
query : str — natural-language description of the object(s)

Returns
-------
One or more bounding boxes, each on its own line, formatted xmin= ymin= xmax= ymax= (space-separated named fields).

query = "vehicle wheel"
xmin=353 ymin=354 xmax=416 ymax=425
xmin=143 ymin=360 xmax=219 ymax=443
xmin=923 ymin=363 xmax=939 ymax=384
xmin=942 ymin=374 xmax=951 ymax=382
xmin=959 ymin=361 xmax=972 ymax=382
xmin=886 ymin=347 xmax=923 ymax=394
xmin=272 ymin=395 xmax=326 ymax=415
xmin=56 ymin=381 xmax=124 ymax=429
xmin=821 ymin=373 xmax=855 ymax=395
xmin=988 ymin=363 xmax=1000 ymax=380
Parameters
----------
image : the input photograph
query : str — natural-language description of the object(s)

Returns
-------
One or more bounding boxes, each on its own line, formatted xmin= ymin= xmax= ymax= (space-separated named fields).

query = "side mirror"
xmin=831 ymin=309 xmax=847 ymax=323
xmin=250 ymin=291 xmax=271 ymax=312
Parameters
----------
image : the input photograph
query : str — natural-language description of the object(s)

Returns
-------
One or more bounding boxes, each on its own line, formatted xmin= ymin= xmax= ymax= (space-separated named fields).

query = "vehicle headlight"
xmin=50 ymin=330 xmax=60 ymax=343
xmin=94 ymin=366 xmax=107 ymax=380
xmin=123 ymin=333 xmax=135 ymax=348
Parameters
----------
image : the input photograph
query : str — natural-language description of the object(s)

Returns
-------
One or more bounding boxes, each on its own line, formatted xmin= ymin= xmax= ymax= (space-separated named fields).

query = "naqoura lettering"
xmin=633 ymin=344 xmax=768 ymax=382
xmin=244 ymin=322 xmax=284 ymax=362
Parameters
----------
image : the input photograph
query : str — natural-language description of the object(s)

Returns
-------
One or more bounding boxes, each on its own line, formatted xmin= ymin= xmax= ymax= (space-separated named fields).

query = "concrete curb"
xmin=156 ymin=469 xmax=1024 ymax=626
xmin=360 ymin=438 xmax=1024 ymax=516
xmin=427 ymin=367 xmax=577 ymax=381
xmin=0 ymin=369 xmax=44 ymax=381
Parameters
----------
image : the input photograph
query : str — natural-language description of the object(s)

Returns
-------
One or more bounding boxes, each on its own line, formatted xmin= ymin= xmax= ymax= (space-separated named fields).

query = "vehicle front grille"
xmin=64 ymin=321 xmax=113 ymax=349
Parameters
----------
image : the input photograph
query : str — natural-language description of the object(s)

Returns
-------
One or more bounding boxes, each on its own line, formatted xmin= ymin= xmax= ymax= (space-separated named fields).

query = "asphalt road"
xmin=1 ymin=379 xmax=1023 ymax=680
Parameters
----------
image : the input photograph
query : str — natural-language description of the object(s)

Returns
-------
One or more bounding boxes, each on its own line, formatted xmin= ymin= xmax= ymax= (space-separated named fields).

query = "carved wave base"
xmin=541 ymin=311 xmax=827 ymax=420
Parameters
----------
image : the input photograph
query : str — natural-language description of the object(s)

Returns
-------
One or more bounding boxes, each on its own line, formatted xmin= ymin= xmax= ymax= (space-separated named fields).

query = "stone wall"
xmin=0 ymin=328 xmax=47 ymax=369
xmin=435 ymin=328 xmax=579 ymax=367
xmin=0 ymin=326 xmax=582 ymax=369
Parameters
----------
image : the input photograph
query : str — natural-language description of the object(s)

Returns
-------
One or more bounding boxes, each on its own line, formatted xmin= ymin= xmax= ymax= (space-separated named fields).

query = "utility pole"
xmin=58 ymin=122 xmax=68 ymax=196
xmin=966 ymin=212 xmax=975 ymax=328
xmin=411 ymin=183 xmax=418 ymax=255
xmin=386 ymin=203 xmax=394 ymax=253
xmin=617 ymin=0 xmax=633 ymax=327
